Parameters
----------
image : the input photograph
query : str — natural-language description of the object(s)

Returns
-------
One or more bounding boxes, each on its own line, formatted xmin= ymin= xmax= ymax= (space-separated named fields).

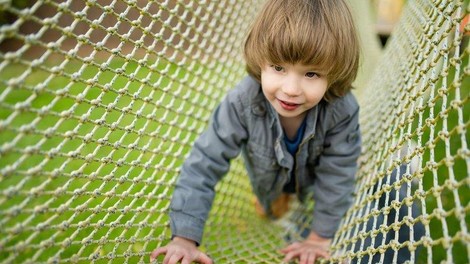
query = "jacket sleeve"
xmin=169 ymin=88 xmax=248 ymax=245
xmin=311 ymin=95 xmax=362 ymax=238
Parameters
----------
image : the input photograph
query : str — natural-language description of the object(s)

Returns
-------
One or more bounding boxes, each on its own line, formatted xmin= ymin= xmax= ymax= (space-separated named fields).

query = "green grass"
xmin=0 ymin=46 xmax=468 ymax=263
xmin=409 ymin=51 xmax=470 ymax=264
xmin=0 ymin=57 xmax=207 ymax=263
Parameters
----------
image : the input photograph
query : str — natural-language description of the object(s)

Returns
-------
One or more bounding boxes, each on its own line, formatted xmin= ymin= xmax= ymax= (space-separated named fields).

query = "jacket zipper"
xmin=294 ymin=134 xmax=315 ymax=195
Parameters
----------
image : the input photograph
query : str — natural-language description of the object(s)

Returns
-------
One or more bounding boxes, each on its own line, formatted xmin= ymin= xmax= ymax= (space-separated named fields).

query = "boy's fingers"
xmin=181 ymin=257 xmax=191 ymax=264
xmin=307 ymin=249 xmax=329 ymax=260
xmin=283 ymin=247 xmax=330 ymax=264
xmin=167 ymin=253 xmax=183 ymax=264
xmin=196 ymin=252 xmax=213 ymax=264
xmin=306 ymin=252 xmax=320 ymax=264
xmin=299 ymin=252 xmax=308 ymax=264
xmin=150 ymin=247 xmax=167 ymax=261
xmin=315 ymin=248 xmax=330 ymax=259
xmin=307 ymin=252 xmax=316 ymax=264
xmin=280 ymin=242 xmax=300 ymax=253
xmin=283 ymin=249 xmax=301 ymax=262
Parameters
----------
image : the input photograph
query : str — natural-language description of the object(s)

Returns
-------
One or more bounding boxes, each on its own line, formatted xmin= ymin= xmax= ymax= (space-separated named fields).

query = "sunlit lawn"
xmin=0 ymin=49 xmax=468 ymax=263
xmin=412 ymin=53 xmax=469 ymax=263
xmin=0 ymin=57 xmax=208 ymax=262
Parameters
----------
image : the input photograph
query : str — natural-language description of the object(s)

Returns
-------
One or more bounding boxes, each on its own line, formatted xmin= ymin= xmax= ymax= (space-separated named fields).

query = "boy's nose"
xmin=281 ymin=76 xmax=302 ymax=97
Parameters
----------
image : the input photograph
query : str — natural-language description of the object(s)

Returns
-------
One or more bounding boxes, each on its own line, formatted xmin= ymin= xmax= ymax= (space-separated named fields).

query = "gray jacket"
xmin=169 ymin=76 xmax=361 ymax=245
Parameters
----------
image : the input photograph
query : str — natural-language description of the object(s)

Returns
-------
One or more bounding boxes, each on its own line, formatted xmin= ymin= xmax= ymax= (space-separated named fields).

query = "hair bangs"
xmin=262 ymin=3 xmax=336 ymax=74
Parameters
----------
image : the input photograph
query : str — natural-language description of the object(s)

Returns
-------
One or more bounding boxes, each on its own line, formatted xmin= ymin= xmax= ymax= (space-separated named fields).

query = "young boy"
xmin=151 ymin=0 xmax=361 ymax=263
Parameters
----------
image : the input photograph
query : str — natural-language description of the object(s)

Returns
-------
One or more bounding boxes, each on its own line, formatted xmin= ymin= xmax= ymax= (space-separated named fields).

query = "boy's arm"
xmin=311 ymin=95 xmax=362 ymax=238
xmin=169 ymin=88 xmax=248 ymax=245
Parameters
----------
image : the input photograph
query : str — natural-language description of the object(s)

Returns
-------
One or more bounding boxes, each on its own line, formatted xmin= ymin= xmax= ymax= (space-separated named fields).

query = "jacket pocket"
xmin=307 ymin=143 xmax=323 ymax=166
xmin=246 ymin=144 xmax=280 ymax=195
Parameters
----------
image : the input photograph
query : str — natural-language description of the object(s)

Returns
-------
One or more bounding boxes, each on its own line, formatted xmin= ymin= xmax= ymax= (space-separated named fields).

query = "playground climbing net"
xmin=0 ymin=0 xmax=468 ymax=263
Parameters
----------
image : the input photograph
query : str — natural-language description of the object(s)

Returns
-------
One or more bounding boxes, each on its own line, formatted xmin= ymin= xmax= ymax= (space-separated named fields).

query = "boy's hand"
xmin=280 ymin=232 xmax=331 ymax=264
xmin=150 ymin=236 xmax=213 ymax=264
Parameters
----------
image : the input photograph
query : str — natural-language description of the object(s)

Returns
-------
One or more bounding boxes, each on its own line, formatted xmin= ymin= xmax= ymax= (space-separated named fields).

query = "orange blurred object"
xmin=375 ymin=0 xmax=405 ymax=35
xmin=254 ymin=193 xmax=292 ymax=219
xmin=461 ymin=14 xmax=469 ymax=36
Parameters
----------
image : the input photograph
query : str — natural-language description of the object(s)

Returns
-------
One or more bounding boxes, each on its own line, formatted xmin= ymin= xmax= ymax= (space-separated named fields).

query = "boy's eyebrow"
xmin=300 ymin=65 xmax=327 ymax=74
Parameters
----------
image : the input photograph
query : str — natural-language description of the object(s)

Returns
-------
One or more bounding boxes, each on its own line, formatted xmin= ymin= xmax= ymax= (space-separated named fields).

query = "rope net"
xmin=0 ymin=0 xmax=468 ymax=263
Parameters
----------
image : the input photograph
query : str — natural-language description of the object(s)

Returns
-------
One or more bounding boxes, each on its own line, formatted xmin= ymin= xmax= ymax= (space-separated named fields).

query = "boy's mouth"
xmin=278 ymin=99 xmax=300 ymax=110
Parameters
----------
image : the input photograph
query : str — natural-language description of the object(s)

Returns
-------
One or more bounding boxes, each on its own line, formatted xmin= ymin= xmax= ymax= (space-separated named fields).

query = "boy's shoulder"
xmin=229 ymin=76 xmax=261 ymax=98
xmin=327 ymin=91 xmax=360 ymax=116
xmin=320 ymin=91 xmax=360 ymax=129
xmin=225 ymin=76 xmax=263 ymax=107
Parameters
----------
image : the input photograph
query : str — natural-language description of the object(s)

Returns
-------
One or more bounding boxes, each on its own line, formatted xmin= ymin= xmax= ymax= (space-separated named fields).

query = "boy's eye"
xmin=272 ymin=65 xmax=284 ymax=72
xmin=305 ymin=72 xmax=319 ymax=78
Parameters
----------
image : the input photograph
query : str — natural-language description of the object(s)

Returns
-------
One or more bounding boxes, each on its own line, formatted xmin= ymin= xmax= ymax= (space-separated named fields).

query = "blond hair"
xmin=244 ymin=0 xmax=360 ymax=101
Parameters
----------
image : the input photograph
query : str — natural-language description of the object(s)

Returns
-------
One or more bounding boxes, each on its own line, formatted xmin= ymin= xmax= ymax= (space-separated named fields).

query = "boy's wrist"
xmin=307 ymin=231 xmax=332 ymax=243
xmin=172 ymin=236 xmax=197 ymax=246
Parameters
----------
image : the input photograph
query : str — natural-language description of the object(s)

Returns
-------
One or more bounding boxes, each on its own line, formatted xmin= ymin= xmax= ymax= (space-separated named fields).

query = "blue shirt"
xmin=283 ymin=119 xmax=307 ymax=193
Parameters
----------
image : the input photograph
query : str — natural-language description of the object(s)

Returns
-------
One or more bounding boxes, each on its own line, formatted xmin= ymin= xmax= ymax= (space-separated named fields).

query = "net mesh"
xmin=0 ymin=0 xmax=468 ymax=263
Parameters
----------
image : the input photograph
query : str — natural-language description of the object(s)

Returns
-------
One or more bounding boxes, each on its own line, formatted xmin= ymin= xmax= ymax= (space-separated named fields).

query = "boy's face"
xmin=260 ymin=63 xmax=328 ymax=121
